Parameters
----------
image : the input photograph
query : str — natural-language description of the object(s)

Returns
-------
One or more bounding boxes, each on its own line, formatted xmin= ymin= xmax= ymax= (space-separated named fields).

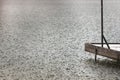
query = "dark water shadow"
xmin=86 ymin=58 xmax=120 ymax=69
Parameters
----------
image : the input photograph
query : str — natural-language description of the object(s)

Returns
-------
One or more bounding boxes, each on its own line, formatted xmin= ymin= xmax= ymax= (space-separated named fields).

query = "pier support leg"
xmin=117 ymin=55 xmax=120 ymax=64
xmin=95 ymin=49 xmax=98 ymax=62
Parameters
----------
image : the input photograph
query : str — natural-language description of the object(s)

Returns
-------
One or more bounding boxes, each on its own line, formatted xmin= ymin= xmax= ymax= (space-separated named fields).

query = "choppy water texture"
xmin=0 ymin=0 xmax=120 ymax=80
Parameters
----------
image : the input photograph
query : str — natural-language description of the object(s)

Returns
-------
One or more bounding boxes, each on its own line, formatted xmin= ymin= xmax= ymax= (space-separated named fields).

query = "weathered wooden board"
xmin=85 ymin=43 xmax=120 ymax=60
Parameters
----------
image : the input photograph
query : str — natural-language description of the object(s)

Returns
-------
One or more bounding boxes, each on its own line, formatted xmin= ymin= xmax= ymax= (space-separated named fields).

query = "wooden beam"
xmin=85 ymin=43 xmax=120 ymax=60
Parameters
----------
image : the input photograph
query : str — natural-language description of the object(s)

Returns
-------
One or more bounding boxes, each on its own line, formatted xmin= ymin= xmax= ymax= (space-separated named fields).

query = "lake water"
xmin=0 ymin=0 xmax=120 ymax=80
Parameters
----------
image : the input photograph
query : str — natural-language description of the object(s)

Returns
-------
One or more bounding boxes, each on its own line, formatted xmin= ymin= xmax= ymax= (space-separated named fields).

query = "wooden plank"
xmin=94 ymin=44 xmax=120 ymax=51
xmin=85 ymin=43 xmax=120 ymax=60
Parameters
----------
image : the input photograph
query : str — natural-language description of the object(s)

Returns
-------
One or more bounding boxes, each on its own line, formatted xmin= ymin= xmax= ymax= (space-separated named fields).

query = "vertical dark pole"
xmin=95 ymin=49 xmax=98 ymax=62
xmin=101 ymin=0 xmax=103 ymax=47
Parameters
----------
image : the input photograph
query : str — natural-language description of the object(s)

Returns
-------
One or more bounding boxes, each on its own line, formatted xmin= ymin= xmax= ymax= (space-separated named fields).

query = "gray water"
xmin=0 ymin=0 xmax=120 ymax=80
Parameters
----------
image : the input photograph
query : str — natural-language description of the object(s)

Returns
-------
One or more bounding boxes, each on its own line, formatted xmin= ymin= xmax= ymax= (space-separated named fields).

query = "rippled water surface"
xmin=0 ymin=0 xmax=120 ymax=80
